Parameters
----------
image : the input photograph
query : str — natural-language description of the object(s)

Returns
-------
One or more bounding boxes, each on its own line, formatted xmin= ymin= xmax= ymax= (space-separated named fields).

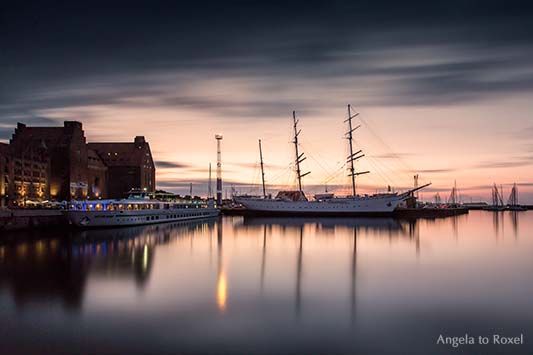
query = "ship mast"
xmin=292 ymin=111 xmax=310 ymax=193
xmin=259 ymin=139 xmax=266 ymax=198
xmin=345 ymin=104 xmax=369 ymax=196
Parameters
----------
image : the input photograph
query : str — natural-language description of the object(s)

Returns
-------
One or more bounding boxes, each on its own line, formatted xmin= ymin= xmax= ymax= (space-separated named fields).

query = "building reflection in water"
xmin=0 ymin=238 xmax=88 ymax=310
xmin=0 ymin=219 xmax=217 ymax=312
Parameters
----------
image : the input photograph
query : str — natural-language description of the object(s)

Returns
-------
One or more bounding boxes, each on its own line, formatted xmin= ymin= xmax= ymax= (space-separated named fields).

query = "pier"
xmin=221 ymin=206 xmax=469 ymax=219
xmin=0 ymin=209 xmax=66 ymax=230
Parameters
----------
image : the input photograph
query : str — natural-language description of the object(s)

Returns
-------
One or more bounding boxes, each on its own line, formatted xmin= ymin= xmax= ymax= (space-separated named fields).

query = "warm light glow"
xmin=217 ymin=271 xmax=227 ymax=311
xmin=142 ymin=244 xmax=148 ymax=272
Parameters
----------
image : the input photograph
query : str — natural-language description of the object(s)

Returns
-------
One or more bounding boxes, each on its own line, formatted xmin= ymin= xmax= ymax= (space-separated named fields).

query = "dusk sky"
xmin=2 ymin=1 xmax=533 ymax=202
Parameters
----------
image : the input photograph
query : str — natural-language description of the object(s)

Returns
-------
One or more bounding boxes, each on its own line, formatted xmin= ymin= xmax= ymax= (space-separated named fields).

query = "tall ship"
xmin=66 ymin=189 xmax=219 ymax=228
xmin=234 ymin=105 xmax=429 ymax=216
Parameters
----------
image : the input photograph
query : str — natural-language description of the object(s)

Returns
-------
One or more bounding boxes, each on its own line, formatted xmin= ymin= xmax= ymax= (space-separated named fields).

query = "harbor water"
xmin=1 ymin=211 xmax=532 ymax=354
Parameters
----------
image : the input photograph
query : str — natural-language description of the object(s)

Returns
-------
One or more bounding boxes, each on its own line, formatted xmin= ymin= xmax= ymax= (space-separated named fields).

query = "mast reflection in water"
xmin=1 ymin=212 xmax=533 ymax=355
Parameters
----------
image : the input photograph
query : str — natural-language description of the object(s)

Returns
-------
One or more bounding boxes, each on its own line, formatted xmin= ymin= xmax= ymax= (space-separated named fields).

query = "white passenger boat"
xmin=66 ymin=190 xmax=219 ymax=228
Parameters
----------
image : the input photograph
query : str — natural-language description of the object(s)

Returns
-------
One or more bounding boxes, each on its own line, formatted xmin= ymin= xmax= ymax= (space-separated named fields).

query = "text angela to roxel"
xmin=437 ymin=334 xmax=524 ymax=348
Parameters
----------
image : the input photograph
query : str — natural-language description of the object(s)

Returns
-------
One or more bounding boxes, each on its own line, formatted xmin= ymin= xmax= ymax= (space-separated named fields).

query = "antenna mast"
xmin=215 ymin=134 xmax=223 ymax=206
xmin=259 ymin=139 xmax=266 ymax=198
xmin=345 ymin=104 xmax=369 ymax=196
xmin=292 ymin=111 xmax=310 ymax=193
xmin=208 ymin=163 xmax=212 ymax=198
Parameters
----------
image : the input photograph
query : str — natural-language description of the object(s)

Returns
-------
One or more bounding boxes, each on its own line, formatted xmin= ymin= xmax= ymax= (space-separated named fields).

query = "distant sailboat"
xmin=507 ymin=183 xmax=527 ymax=211
xmin=484 ymin=183 xmax=506 ymax=211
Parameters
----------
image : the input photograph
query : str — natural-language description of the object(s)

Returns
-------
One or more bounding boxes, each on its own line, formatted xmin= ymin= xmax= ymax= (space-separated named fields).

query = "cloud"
xmin=514 ymin=127 xmax=533 ymax=140
xmin=226 ymin=161 xmax=288 ymax=170
xmin=155 ymin=161 xmax=193 ymax=169
xmin=474 ymin=157 xmax=533 ymax=169
xmin=370 ymin=153 xmax=417 ymax=159
xmin=414 ymin=168 xmax=456 ymax=174
xmin=0 ymin=127 xmax=13 ymax=140
xmin=0 ymin=116 xmax=61 ymax=127
xmin=0 ymin=116 xmax=64 ymax=140
xmin=2 ymin=0 xmax=533 ymax=121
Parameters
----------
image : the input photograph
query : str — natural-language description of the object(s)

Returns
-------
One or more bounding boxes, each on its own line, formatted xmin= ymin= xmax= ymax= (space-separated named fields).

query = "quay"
xmin=394 ymin=207 xmax=469 ymax=218
xmin=221 ymin=206 xmax=469 ymax=219
xmin=0 ymin=209 xmax=67 ymax=231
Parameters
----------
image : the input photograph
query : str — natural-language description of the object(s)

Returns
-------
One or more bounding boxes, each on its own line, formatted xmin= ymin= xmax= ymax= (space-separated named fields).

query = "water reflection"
xmin=238 ymin=217 xmax=421 ymax=320
xmin=351 ymin=228 xmax=357 ymax=324
xmin=0 ymin=238 xmax=87 ymax=310
xmin=0 ymin=219 xmax=217 ymax=311
xmin=510 ymin=211 xmax=519 ymax=238
xmin=216 ymin=219 xmax=226 ymax=312
xmin=1 ymin=212 xmax=532 ymax=354
xmin=240 ymin=216 xmax=405 ymax=233
xmin=295 ymin=225 xmax=303 ymax=317
xmin=260 ymin=225 xmax=267 ymax=292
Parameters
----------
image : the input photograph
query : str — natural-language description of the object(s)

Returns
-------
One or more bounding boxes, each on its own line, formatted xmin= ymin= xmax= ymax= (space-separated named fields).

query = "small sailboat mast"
xmin=259 ymin=139 xmax=266 ymax=198
xmin=491 ymin=183 xmax=504 ymax=207
xmin=508 ymin=183 xmax=518 ymax=206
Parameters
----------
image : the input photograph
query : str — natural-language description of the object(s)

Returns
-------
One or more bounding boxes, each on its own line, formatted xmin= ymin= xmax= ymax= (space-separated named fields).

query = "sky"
xmin=2 ymin=0 xmax=533 ymax=202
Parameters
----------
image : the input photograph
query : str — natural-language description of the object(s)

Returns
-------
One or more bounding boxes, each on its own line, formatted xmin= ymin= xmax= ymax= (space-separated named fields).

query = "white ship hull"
xmin=66 ymin=208 xmax=219 ymax=228
xmin=234 ymin=195 xmax=406 ymax=216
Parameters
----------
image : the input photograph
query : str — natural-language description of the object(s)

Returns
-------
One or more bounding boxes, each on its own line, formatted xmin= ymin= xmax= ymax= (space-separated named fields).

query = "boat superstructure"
xmin=234 ymin=106 xmax=429 ymax=216
xmin=66 ymin=189 xmax=219 ymax=227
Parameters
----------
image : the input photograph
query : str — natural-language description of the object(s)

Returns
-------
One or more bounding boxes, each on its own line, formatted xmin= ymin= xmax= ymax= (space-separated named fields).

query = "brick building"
xmin=9 ymin=121 xmax=87 ymax=202
xmin=87 ymin=149 xmax=108 ymax=199
xmin=88 ymin=136 xmax=156 ymax=199
xmin=2 ymin=121 xmax=156 ymax=206
xmin=0 ymin=143 xmax=10 ymax=207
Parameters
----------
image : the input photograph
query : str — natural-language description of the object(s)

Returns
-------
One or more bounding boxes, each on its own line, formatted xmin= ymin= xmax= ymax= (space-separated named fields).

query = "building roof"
xmin=88 ymin=136 xmax=154 ymax=168
xmin=9 ymin=121 xmax=84 ymax=151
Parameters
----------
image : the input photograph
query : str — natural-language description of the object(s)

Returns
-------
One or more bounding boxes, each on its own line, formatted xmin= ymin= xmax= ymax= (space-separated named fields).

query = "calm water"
xmin=1 ymin=211 xmax=532 ymax=354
